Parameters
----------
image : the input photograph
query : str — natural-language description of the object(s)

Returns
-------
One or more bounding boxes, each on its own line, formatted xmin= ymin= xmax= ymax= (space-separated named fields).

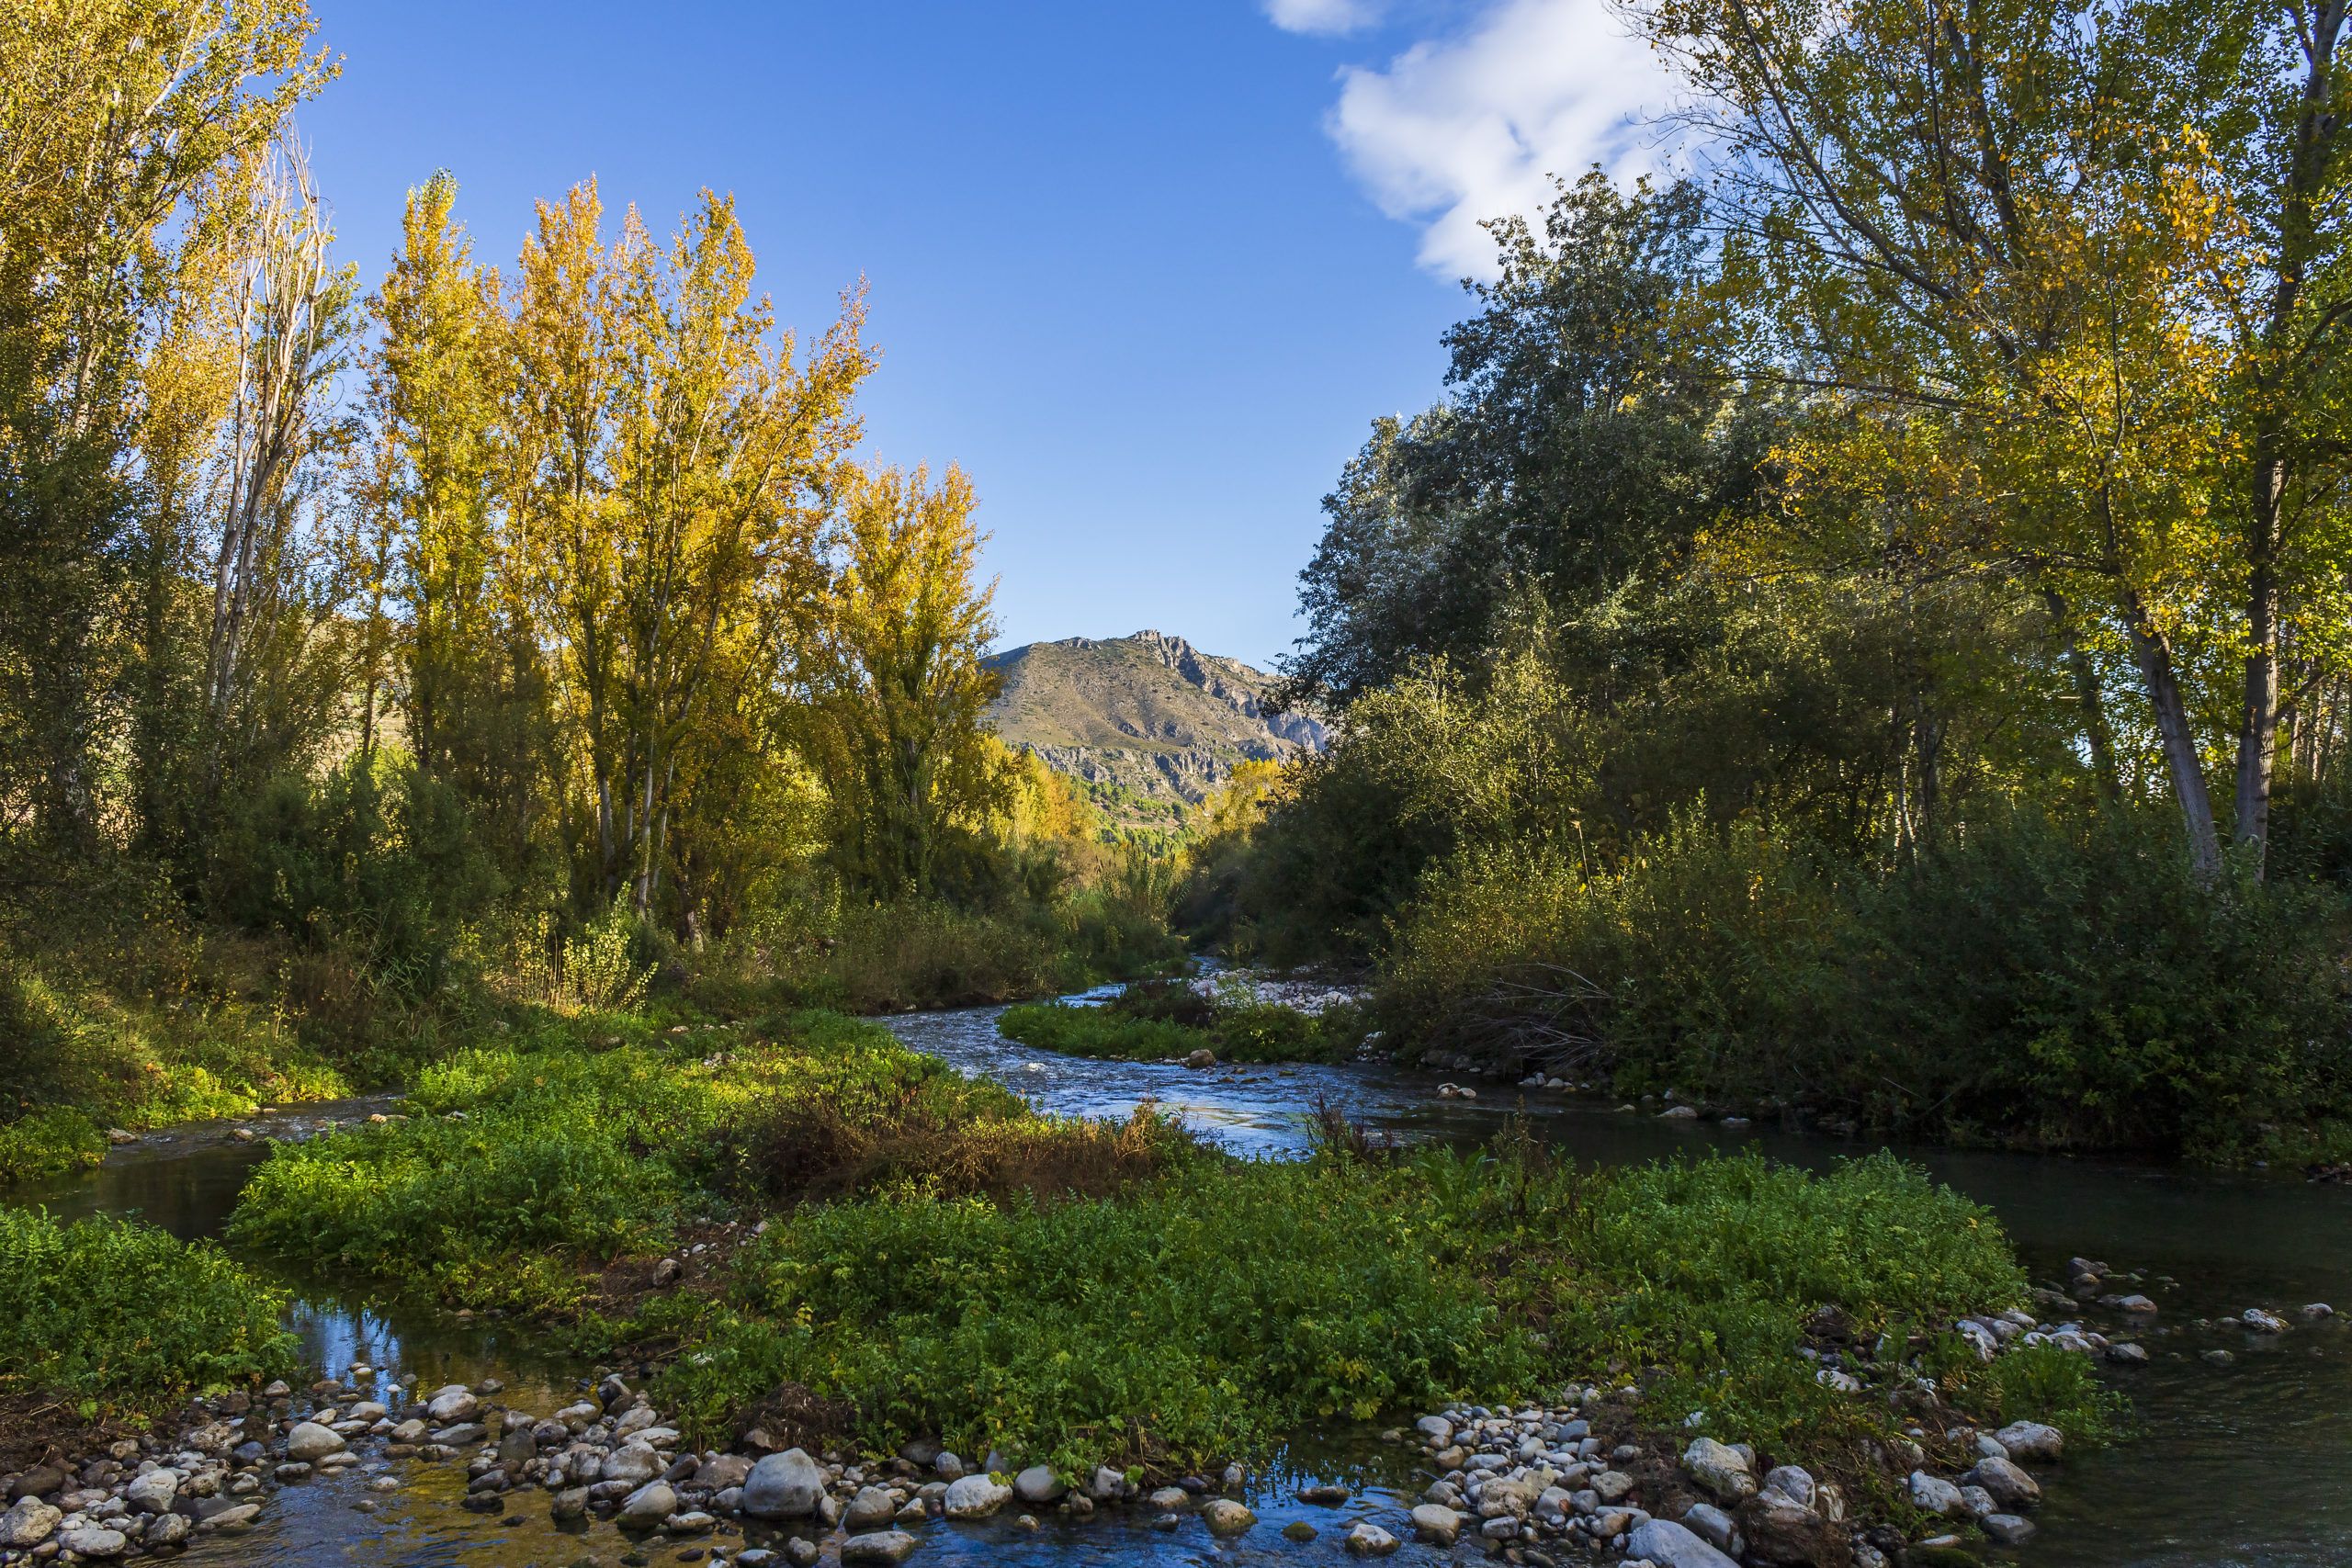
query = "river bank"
xmin=1 ymin=994 xmax=2347 ymax=1566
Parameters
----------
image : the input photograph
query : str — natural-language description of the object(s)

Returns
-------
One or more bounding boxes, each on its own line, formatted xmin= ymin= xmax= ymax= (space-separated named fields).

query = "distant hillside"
xmin=983 ymin=630 xmax=1329 ymax=809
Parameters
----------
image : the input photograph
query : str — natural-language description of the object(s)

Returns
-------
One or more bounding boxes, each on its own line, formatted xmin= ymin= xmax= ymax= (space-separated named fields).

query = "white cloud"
xmin=1264 ymin=0 xmax=1385 ymax=35
xmin=1322 ymin=0 xmax=1681 ymax=277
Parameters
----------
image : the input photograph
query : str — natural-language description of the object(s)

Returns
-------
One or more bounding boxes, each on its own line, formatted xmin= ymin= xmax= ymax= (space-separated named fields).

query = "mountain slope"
xmin=982 ymin=630 xmax=1328 ymax=806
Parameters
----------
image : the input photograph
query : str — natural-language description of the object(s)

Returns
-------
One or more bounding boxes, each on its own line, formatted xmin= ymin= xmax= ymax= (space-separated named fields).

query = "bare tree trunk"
xmin=2123 ymin=588 xmax=2222 ymax=880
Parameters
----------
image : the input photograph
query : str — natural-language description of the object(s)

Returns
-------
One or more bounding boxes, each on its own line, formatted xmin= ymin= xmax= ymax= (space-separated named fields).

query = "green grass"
xmin=997 ymin=1002 xmax=1205 ymax=1058
xmin=999 ymin=984 xmax=1361 ymax=1064
xmin=0 ymin=1209 xmax=298 ymax=1414
xmin=647 ymin=1143 xmax=2050 ymax=1486
xmin=0 ymin=958 xmax=353 ymax=1183
xmin=227 ymin=1010 xmax=1191 ymax=1314
xmin=222 ymin=998 xmax=2087 ymax=1495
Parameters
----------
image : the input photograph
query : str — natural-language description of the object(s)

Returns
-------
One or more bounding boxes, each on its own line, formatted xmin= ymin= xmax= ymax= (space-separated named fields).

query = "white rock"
xmin=1409 ymin=1503 xmax=1463 ymax=1543
xmin=1012 ymin=1464 xmax=1064 ymax=1504
xmin=1342 ymin=1521 xmax=1399 ymax=1555
xmin=1680 ymin=1502 xmax=1738 ymax=1551
xmin=1760 ymin=1465 xmax=1815 ymax=1509
xmin=124 ymin=1471 xmax=178 ymax=1514
xmin=840 ymin=1530 xmax=921 ymax=1564
xmin=1202 ymin=1498 xmax=1255 ymax=1536
xmin=424 ymin=1385 xmax=479 ymax=1423
xmin=1682 ymin=1437 xmax=1756 ymax=1502
xmin=60 ymin=1527 xmax=130 ymax=1559
xmin=618 ymin=1481 xmax=675 ymax=1526
xmin=1965 ymin=1455 xmax=2041 ymax=1508
xmin=1983 ymin=1512 xmax=2038 ymax=1545
xmin=0 ymin=1498 xmax=61 ymax=1548
xmin=943 ymin=1473 xmax=1013 ymax=1518
xmin=601 ymin=1444 xmax=664 ymax=1485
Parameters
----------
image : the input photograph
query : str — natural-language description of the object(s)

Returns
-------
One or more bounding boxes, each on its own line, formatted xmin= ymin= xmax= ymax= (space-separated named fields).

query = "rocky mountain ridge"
xmin=982 ymin=630 xmax=1328 ymax=806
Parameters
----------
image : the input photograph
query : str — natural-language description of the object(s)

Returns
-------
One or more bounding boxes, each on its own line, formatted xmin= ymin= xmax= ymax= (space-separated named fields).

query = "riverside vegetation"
xmin=4 ymin=0 xmax=2346 ymax=1564
xmin=1172 ymin=0 xmax=2352 ymax=1165
xmin=997 ymin=976 xmax=1366 ymax=1064
xmin=220 ymin=1007 xmax=2107 ymax=1498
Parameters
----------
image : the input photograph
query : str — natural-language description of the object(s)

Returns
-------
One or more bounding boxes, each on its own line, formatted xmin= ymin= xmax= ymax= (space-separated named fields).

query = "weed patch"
xmin=0 ymin=1210 xmax=297 ymax=1415
xmin=226 ymin=1010 xmax=1192 ymax=1312
xmin=644 ymin=1144 xmax=2062 ymax=1492
xmin=999 ymin=979 xmax=1362 ymax=1064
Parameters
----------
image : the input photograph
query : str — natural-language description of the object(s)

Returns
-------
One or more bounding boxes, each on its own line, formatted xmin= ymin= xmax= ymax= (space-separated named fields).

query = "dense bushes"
xmin=0 ymin=939 xmax=350 ymax=1182
xmin=1382 ymin=809 xmax=2352 ymax=1156
xmin=0 ymin=1106 xmax=105 ymax=1184
xmin=206 ymin=759 xmax=508 ymax=996
xmin=0 ymin=1210 xmax=296 ymax=1410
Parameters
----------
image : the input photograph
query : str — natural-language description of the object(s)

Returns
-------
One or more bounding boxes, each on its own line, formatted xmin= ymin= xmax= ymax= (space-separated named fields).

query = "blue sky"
xmin=303 ymin=1 xmax=1663 ymax=669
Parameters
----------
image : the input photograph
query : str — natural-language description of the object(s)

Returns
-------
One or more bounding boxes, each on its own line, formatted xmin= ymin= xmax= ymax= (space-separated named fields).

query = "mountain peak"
xmin=983 ymin=632 xmax=1327 ymax=806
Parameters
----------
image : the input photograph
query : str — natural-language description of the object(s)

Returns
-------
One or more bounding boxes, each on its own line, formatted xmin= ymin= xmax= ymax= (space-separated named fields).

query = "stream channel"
xmin=9 ymin=989 xmax=2350 ymax=1568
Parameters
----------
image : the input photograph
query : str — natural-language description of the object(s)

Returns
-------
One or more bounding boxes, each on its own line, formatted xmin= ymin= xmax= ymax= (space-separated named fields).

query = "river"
xmin=8 ymin=997 xmax=2348 ymax=1567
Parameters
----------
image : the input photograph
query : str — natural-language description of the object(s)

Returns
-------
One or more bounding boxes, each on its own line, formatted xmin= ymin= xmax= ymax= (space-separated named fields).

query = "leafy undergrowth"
xmin=0 ymin=1209 xmax=297 ymax=1416
xmin=648 ymin=1142 xmax=2064 ymax=1492
xmin=0 ymin=964 xmax=354 ymax=1184
xmin=223 ymin=1006 xmax=2096 ymax=1496
xmin=999 ymin=977 xmax=1363 ymax=1064
xmin=226 ymin=1010 xmax=1193 ymax=1315
xmin=698 ymin=896 xmax=1188 ymax=1017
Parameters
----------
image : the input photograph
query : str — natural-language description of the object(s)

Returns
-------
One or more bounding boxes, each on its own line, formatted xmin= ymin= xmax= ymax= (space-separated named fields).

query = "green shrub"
xmin=1838 ymin=810 xmax=2348 ymax=1151
xmin=206 ymin=757 xmax=505 ymax=997
xmin=0 ymin=1210 xmax=296 ymax=1410
xmin=1379 ymin=809 xmax=2352 ymax=1156
xmin=1951 ymin=1342 xmax=2128 ymax=1448
xmin=997 ymin=1002 xmax=1203 ymax=1059
xmin=0 ymin=1106 xmax=105 ymax=1184
xmin=808 ymin=900 xmax=1066 ymax=1011
xmin=0 ymin=954 xmax=352 ymax=1138
xmin=731 ymin=893 xmax=1185 ymax=1017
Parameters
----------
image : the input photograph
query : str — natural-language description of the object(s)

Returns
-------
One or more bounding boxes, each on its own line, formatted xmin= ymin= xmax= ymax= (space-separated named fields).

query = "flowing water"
xmin=7 ymin=997 xmax=2348 ymax=1567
